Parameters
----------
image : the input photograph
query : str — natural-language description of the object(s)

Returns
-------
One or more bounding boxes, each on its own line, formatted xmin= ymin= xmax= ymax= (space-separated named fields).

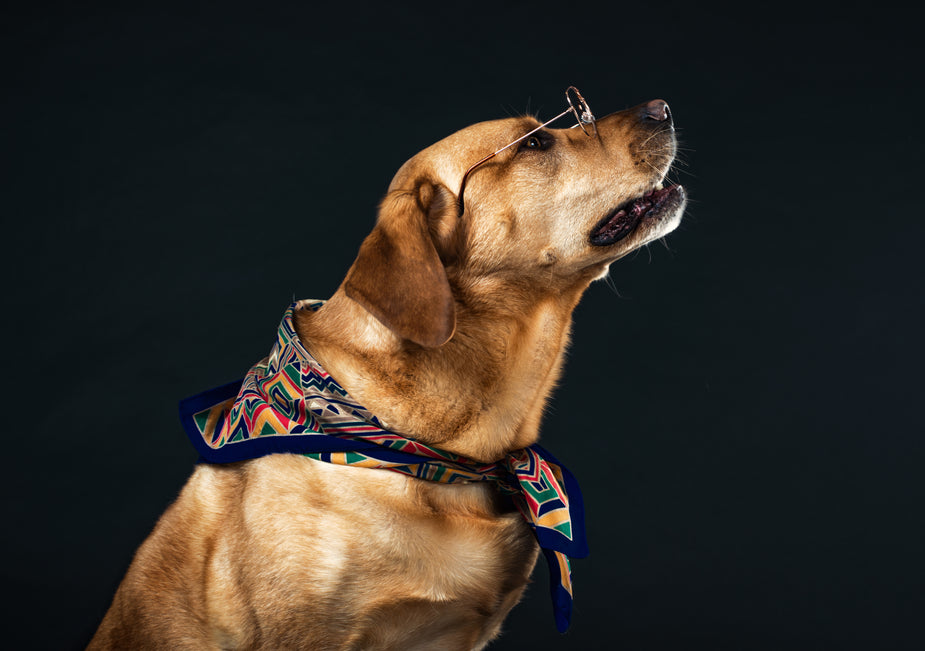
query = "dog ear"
xmin=344 ymin=181 xmax=458 ymax=348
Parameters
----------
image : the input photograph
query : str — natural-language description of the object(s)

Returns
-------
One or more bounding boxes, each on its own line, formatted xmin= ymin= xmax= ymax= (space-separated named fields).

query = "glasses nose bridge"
xmin=566 ymin=86 xmax=596 ymax=137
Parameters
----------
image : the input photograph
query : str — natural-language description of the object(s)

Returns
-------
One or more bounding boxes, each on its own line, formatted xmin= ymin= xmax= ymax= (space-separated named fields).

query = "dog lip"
xmin=589 ymin=185 xmax=684 ymax=246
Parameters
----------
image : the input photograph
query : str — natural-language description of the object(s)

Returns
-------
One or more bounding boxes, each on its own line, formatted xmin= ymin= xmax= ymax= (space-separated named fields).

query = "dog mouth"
xmin=589 ymin=184 xmax=685 ymax=246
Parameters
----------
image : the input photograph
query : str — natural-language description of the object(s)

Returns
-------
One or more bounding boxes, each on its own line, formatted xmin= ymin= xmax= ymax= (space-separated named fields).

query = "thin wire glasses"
xmin=458 ymin=86 xmax=597 ymax=207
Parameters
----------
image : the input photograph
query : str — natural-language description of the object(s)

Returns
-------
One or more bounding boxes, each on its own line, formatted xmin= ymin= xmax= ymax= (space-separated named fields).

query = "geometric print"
xmin=180 ymin=300 xmax=588 ymax=632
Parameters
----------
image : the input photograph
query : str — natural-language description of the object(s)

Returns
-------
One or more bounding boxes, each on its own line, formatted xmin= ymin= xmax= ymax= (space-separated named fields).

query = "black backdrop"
xmin=3 ymin=2 xmax=923 ymax=649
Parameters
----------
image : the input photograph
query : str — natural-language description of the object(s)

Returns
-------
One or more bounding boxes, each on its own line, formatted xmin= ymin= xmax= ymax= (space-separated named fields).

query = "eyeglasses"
xmin=458 ymin=86 xmax=597 ymax=207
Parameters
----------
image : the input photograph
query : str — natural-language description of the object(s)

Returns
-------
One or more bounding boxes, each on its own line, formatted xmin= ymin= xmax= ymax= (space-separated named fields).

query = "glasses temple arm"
xmin=458 ymin=106 xmax=573 ymax=207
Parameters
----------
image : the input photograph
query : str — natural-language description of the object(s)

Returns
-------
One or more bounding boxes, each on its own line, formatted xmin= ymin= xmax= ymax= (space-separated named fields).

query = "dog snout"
xmin=641 ymin=99 xmax=671 ymax=124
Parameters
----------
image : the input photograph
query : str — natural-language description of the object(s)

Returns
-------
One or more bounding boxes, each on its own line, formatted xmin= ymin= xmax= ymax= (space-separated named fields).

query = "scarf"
xmin=179 ymin=300 xmax=588 ymax=632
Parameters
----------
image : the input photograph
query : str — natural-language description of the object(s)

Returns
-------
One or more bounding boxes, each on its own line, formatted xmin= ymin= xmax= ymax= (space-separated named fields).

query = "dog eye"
xmin=518 ymin=134 xmax=550 ymax=152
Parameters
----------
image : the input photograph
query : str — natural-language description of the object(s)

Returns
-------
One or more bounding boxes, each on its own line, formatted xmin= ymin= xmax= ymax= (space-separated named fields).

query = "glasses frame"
xmin=458 ymin=86 xmax=598 ymax=209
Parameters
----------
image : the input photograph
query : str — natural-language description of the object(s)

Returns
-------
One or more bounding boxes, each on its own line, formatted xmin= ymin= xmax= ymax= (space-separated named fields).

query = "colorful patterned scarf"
xmin=179 ymin=300 xmax=588 ymax=632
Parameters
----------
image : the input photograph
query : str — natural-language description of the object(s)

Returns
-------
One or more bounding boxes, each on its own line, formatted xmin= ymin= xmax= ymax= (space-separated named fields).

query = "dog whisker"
xmin=602 ymin=271 xmax=624 ymax=297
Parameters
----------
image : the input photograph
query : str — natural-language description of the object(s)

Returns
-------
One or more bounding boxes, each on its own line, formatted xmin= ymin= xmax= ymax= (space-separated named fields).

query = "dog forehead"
xmin=387 ymin=116 xmax=539 ymax=193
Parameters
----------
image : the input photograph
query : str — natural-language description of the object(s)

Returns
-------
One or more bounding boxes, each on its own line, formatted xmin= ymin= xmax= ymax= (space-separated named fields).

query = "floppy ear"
xmin=344 ymin=181 xmax=458 ymax=348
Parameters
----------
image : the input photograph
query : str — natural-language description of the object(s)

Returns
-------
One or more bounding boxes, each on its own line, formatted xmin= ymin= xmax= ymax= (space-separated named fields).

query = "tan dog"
xmin=89 ymin=91 xmax=685 ymax=650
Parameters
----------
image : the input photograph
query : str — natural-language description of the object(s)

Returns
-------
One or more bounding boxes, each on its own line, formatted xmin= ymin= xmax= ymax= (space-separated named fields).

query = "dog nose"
xmin=642 ymin=99 xmax=671 ymax=122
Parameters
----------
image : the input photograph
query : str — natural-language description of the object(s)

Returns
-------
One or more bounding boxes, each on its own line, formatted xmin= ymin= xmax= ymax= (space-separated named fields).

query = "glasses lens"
xmin=566 ymin=86 xmax=596 ymax=136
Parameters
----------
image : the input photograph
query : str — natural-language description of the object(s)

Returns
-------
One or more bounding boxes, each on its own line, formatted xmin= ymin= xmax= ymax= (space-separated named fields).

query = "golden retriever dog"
xmin=89 ymin=88 xmax=685 ymax=650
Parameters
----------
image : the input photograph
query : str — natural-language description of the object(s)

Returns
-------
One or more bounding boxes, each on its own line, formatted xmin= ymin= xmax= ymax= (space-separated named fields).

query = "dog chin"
xmin=588 ymin=185 xmax=686 ymax=275
xmin=589 ymin=184 xmax=686 ymax=248
xmin=636 ymin=187 xmax=686 ymax=243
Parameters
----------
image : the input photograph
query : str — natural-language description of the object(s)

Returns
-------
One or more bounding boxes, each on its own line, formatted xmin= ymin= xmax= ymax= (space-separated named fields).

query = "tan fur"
xmin=90 ymin=100 xmax=685 ymax=650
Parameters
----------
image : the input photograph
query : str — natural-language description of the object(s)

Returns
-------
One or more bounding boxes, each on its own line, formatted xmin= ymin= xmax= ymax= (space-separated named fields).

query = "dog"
xmin=89 ymin=88 xmax=685 ymax=650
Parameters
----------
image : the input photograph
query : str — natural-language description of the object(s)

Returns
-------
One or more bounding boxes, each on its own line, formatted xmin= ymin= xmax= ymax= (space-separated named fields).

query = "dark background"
xmin=2 ymin=1 xmax=922 ymax=649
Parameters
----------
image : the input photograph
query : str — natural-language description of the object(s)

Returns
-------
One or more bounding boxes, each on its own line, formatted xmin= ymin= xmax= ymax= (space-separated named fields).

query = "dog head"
xmin=345 ymin=97 xmax=686 ymax=348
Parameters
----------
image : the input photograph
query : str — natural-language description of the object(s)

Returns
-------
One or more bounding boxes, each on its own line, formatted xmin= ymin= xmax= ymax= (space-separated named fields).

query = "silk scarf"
xmin=179 ymin=300 xmax=588 ymax=632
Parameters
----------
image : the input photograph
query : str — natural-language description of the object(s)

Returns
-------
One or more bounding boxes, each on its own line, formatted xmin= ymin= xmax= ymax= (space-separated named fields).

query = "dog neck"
xmin=295 ymin=276 xmax=592 ymax=463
